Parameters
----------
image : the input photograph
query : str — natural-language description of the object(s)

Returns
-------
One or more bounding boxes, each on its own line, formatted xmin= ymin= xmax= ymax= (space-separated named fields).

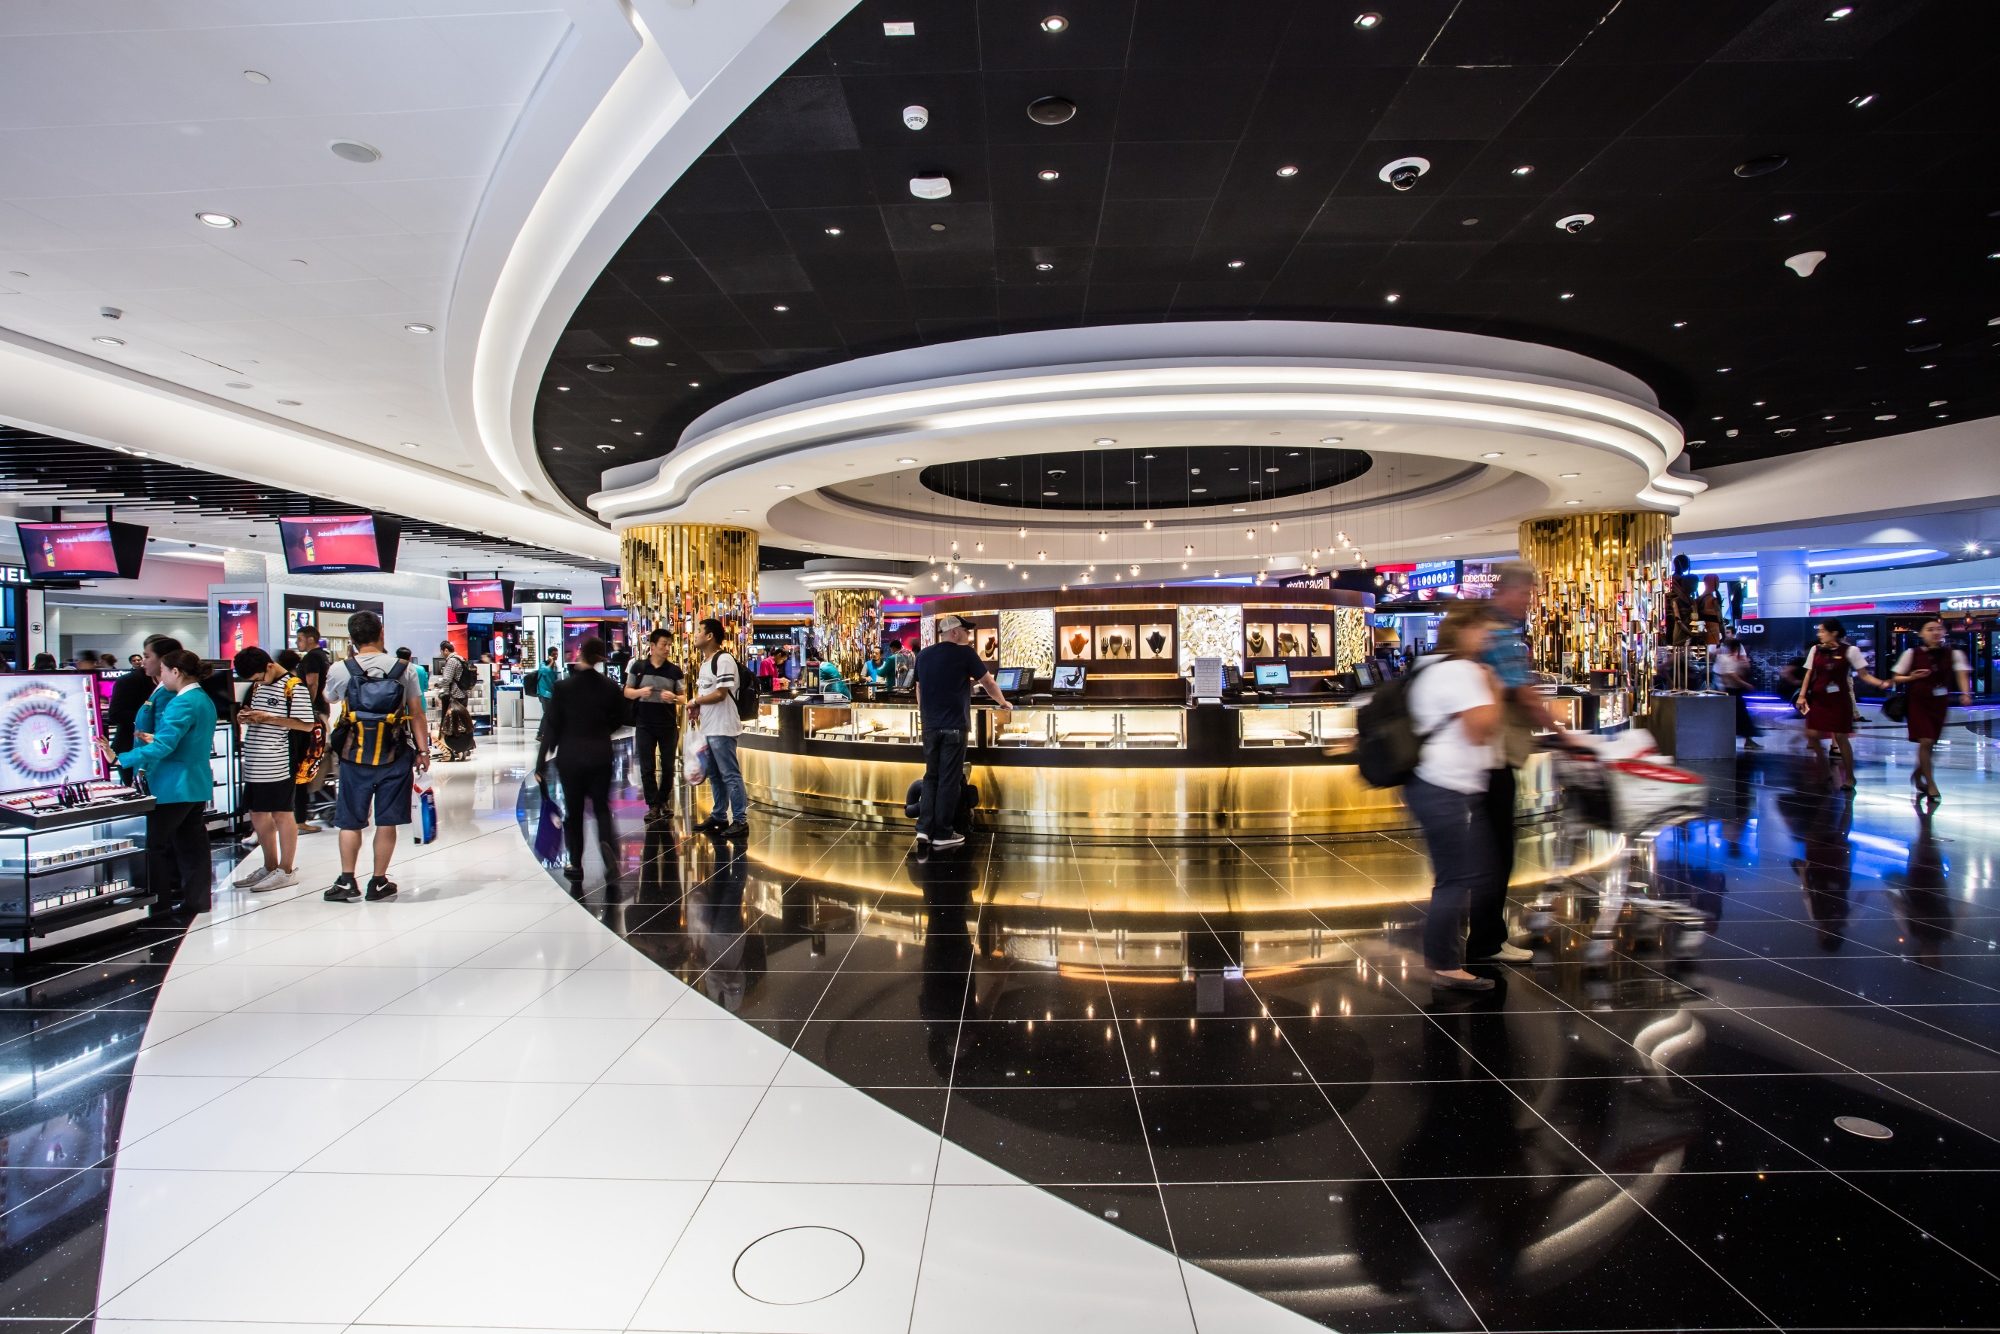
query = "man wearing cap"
xmin=914 ymin=615 xmax=1010 ymax=850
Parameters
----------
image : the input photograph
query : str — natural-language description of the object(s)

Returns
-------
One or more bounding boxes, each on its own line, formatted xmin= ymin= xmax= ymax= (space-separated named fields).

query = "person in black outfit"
xmin=622 ymin=628 xmax=685 ymax=821
xmin=913 ymin=615 xmax=1010 ymax=851
xmin=535 ymin=636 xmax=628 ymax=884
xmin=104 ymin=634 xmax=181 ymax=760
xmin=293 ymin=624 xmax=333 ymax=831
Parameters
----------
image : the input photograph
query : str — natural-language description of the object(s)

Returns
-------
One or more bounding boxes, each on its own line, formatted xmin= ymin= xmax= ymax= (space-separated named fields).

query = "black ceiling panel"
xmin=533 ymin=0 xmax=2000 ymax=508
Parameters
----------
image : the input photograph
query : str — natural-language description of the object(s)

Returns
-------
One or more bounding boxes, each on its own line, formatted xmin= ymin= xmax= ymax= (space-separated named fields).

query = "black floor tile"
xmin=1741 ymin=1002 xmax=2000 ymax=1074
xmin=1044 ymin=1183 xmax=1176 ymax=1251
xmin=1508 ymin=1076 xmax=1820 ymax=1176
xmin=952 ymin=1019 xmax=1136 ymax=1088
xmin=1780 ymin=955 xmax=2000 ymax=1005
xmin=1837 ymin=1170 xmax=2000 ymax=1267
xmin=1138 ymin=1084 xmax=1375 ymax=1183
xmin=1686 ymin=1072 xmax=2000 ymax=1172
xmin=784 ymin=1019 xmax=954 ymax=1088
xmin=1341 ymin=1075 xmax=1598 ymax=1179
xmin=1125 ymin=1018 xmax=1318 ymax=1086
xmin=1877 ymin=1071 xmax=2000 ymax=1139
xmin=941 ymin=1086 xmax=1156 ymax=1184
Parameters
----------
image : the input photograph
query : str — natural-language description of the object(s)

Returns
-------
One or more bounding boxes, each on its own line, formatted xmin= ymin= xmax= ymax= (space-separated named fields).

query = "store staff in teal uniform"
xmin=104 ymin=649 xmax=220 ymax=915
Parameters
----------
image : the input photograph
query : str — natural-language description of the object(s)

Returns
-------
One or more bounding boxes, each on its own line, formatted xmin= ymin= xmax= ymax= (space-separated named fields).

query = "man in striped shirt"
xmin=232 ymin=646 xmax=318 ymax=890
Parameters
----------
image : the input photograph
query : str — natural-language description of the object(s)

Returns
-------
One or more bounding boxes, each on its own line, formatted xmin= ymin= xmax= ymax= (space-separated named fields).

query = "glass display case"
xmin=989 ymin=707 xmax=1187 ymax=749
xmin=803 ymin=703 xmax=919 ymax=744
xmin=1236 ymin=704 xmax=1360 ymax=752
xmin=743 ymin=699 xmax=781 ymax=737
xmin=0 ymin=805 xmax=154 ymax=954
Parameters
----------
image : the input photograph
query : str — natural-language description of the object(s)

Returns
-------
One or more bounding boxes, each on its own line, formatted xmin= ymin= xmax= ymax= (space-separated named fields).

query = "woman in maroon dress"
xmin=1887 ymin=618 xmax=1973 ymax=805
xmin=1794 ymin=619 xmax=1890 ymax=792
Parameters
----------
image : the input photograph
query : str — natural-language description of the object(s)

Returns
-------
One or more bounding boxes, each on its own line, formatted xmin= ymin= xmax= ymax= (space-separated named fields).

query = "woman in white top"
xmin=1404 ymin=604 xmax=1504 ymax=993
xmin=1887 ymin=618 xmax=1973 ymax=805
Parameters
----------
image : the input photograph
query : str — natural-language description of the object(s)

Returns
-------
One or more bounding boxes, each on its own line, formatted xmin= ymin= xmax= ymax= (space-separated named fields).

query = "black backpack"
xmin=1355 ymin=658 xmax=1438 ymax=788
xmin=334 ymin=655 xmax=412 ymax=766
xmin=728 ymin=652 xmax=761 ymax=721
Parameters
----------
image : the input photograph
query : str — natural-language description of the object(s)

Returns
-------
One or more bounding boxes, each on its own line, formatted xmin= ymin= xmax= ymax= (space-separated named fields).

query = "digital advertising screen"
xmin=217 ymin=598 xmax=259 ymax=655
xmin=0 ymin=674 xmax=103 ymax=795
xmin=15 ymin=521 xmax=147 ymax=580
xmin=448 ymin=579 xmax=513 ymax=612
xmin=277 ymin=514 xmax=401 ymax=574
xmin=601 ymin=576 xmax=624 ymax=609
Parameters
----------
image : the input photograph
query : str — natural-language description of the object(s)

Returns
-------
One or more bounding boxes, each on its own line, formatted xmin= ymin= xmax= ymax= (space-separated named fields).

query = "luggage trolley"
xmin=1523 ymin=746 xmax=1710 ymax=962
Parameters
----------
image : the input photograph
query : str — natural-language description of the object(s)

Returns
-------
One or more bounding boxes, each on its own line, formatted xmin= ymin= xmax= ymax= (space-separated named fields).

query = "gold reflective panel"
xmin=619 ymin=523 xmax=758 ymax=664
xmin=1518 ymin=510 xmax=1671 ymax=709
xmin=811 ymin=586 xmax=884 ymax=680
xmin=997 ymin=608 xmax=1056 ymax=677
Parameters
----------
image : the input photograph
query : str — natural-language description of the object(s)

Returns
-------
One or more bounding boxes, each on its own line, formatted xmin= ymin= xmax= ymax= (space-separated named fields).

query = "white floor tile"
xmin=935 ymin=1141 xmax=1021 ymax=1186
xmin=98 ymin=1320 xmax=332 ymax=1333
xmin=910 ymin=1186 xmax=1197 ymax=1334
xmin=1180 ymin=1258 xmax=1332 ymax=1332
xmin=514 ymin=966 xmax=691 ymax=1019
xmin=116 ymin=1076 xmax=411 ymax=1171
xmin=721 ymin=1085 xmax=940 ymax=1185
xmin=660 ymin=988 xmax=742 ymax=1020
xmin=771 ymin=1050 xmax=849 ymax=1088
xmin=114 ymin=1075 xmax=247 ymax=1147
xmin=265 ymin=1012 xmax=503 ymax=1079
xmin=461 ymin=929 xmax=617 ymax=970
xmin=306 ymin=1079 xmax=587 ymax=1176
xmin=96 ymin=1169 xmax=283 ymax=1302
xmin=431 ymin=1015 xmax=650 ymax=1082
xmin=361 ymin=1177 xmax=706 ymax=1330
xmin=583 ymin=939 xmax=677 ymax=970
xmin=630 ymin=1182 xmax=931 ymax=1333
xmin=378 ymin=965 xmax=573 ymax=1016
xmin=229 ymin=927 xmax=408 ymax=966
xmin=134 ymin=1011 xmax=358 ymax=1076
xmin=603 ymin=1014 xmax=793 ymax=1086
xmin=338 ymin=929 xmax=519 ymax=969
xmin=135 ymin=1009 xmax=222 ymax=1052
xmin=149 ymin=962 xmax=326 ymax=1012
xmin=97 ymin=1172 xmax=489 ymax=1325
xmin=161 ymin=926 xmax=300 ymax=968
xmin=428 ymin=901 xmax=567 ymax=933
xmin=508 ymin=1082 xmax=765 ymax=1180
xmin=237 ymin=964 xmax=442 ymax=1014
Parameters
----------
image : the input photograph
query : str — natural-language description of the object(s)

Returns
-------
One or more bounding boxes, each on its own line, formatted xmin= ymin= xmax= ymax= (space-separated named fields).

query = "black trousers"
xmin=148 ymin=800 xmax=213 ymax=912
xmin=917 ymin=727 xmax=968 ymax=841
xmin=559 ymin=763 xmax=618 ymax=877
xmin=632 ymin=722 xmax=678 ymax=807
xmin=1727 ymin=688 xmax=1760 ymax=738
xmin=1468 ymin=766 xmax=1517 ymax=958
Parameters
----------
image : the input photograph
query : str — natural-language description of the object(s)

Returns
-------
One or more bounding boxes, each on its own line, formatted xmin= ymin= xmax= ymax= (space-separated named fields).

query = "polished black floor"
xmin=532 ymin=721 xmax=2000 ymax=1333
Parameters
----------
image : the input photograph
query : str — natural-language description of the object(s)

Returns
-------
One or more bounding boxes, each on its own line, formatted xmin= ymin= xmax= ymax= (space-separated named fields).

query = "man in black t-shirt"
xmin=913 ymin=616 xmax=1009 ymax=850
xmin=293 ymin=624 xmax=333 ymax=832
xmin=623 ymin=628 xmax=686 ymax=819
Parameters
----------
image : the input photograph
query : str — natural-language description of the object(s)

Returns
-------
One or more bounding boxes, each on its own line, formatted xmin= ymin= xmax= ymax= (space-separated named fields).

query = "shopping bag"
xmin=681 ymin=731 xmax=709 ymax=785
xmin=532 ymin=783 xmax=565 ymax=865
xmin=412 ymin=771 xmax=438 ymax=844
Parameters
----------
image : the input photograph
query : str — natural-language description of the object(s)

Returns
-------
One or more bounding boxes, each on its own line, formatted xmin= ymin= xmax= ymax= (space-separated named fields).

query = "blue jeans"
xmin=1404 ymin=776 xmax=1495 ymax=971
xmin=703 ymin=732 xmax=746 ymax=824
xmin=918 ymin=727 xmax=968 ymax=841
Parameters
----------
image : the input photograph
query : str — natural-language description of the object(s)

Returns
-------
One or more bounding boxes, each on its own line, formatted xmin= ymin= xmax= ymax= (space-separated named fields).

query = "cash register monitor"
xmin=993 ymin=667 xmax=1026 ymax=693
xmin=1253 ymin=663 xmax=1290 ymax=689
xmin=1052 ymin=664 xmax=1087 ymax=695
xmin=1352 ymin=661 xmax=1378 ymax=690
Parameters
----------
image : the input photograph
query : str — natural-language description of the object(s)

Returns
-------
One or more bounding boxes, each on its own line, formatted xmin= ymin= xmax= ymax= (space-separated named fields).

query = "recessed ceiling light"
xmin=1875 ymin=413 xmax=1897 ymax=421
xmin=1558 ymin=291 xmax=1575 ymax=300
xmin=772 ymin=304 xmax=789 ymax=312
xmin=92 ymin=335 xmax=124 ymax=347
xmin=1037 ymin=168 xmax=1061 ymax=181
xmin=1849 ymin=93 xmax=1876 ymax=109
xmin=627 ymin=335 xmax=659 ymax=347
xmin=1093 ymin=437 xmax=1116 ymax=446
xmin=1040 ymin=15 xmax=1068 ymax=32
xmin=1191 ymin=486 xmax=1207 ymax=494
xmin=400 ymin=441 xmax=421 ymax=450
xmin=896 ymin=456 xmax=918 ymax=465
xmin=1672 ymin=320 xmax=1687 ymax=328
xmin=555 ymin=385 xmax=570 ymax=391
xmin=225 ymin=381 xmax=252 ymax=389
xmin=1035 ymin=261 xmax=1054 ymax=271
xmin=1510 ymin=164 xmax=1534 ymax=177
xmin=552 ymin=445 xmax=564 ymax=451
xmin=1773 ymin=212 xmax=1794 ymax=222
xmin=596 ymin=443 xmax=615 ymax=452
xmin=1824 ymin=5 xmax=1854 ymax=19
xmin=1384 ymin=292 xmax=1400 ymax=303
xmin=403 ymin=322 xmax=434 ymax=334
xmin=195 ymin=212 xmax=239 ymax=228
xmin=329 ymin=140 xmax=381 ymax=164
xmin=1906 ymin=316 xmax=1926 ymax=324
xmin=1559 ymin=471 xmax=1581 ymax=478
xmin=610 ymin=417 xmax=623 ymax=423
xmin=655 ymin=273 xmax=675 ymax=283
xmin=1232 ymin=506 xmax=1247 ymax=513
xmin=277 ymin=398 xmax=301 ymax=406
xmin=1226 ymin=259 xmax=1246 ymax=269
xmin=1716 ymin=366 xmax=1731 ymax=373
xmin=1275 ymin=164 xmax=1300 ymax=178
xmin=1921 ymin=362 xmax=1938 ymax=369
xmin=824 ymin=226 xmax=843 ymax=235
xmin=1929 ymin=399 xmax=1947 ymax=407
xmin=774 ymin=483 xmax=795 ymax=491
xmin=1319 ymin=436 xmax=1342 ymax=444
xmin=687 ymin=380 xmax=701 ymax=387
xmin=1564 ymin=499 xmax=1581 ymax=506
xmin=243 ymin=70 xmax=270 ymax=84
xmin=1481 ymin=451 xmax=1504 ymax=458
xmin=1354 ymin=12 xmax=1382 ymax=28
xmin=586 ymin=362 xmax=614 ymax=372
xmin=883 ymin=20 xmax=915 ymax=36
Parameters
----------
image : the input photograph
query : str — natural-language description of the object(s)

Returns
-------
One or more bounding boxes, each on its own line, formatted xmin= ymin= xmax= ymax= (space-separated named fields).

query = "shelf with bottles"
xmin=990 ymin=707 xmax=1187 ymax=749
xmin=805 ymin=704 xmax=918 ymax=744
xmin=1236 ymin=704 xmax=1359 ymax=750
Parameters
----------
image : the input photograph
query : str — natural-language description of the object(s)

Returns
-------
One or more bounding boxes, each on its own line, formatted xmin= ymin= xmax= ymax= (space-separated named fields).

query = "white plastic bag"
xmin=681 ymin=730 xmax=709 ymax=785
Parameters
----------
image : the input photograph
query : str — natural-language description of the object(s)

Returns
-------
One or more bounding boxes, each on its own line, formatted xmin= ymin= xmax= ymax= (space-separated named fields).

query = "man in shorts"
xmin=231 ymin=646 xmax=317 ymax=890
xmin=322 ymin=611 xmax=430 ymax=902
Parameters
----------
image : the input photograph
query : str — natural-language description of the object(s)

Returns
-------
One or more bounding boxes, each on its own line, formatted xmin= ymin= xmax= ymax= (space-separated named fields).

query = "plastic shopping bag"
xmin=682 ymin=730 xmax=710 ymax=785
xmin=532 ymin=780 xmax=565 ymax=866
xmin=412 ymin=770 xmax=439 ymax=844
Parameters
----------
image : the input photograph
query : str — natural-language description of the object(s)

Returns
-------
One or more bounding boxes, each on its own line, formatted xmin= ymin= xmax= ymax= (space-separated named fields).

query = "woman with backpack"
xmin=1796 ymin=618 xmax=1891 ymax=793
xmin=103 ymin=649 xmax=219 ymax=915
xmin=1887 ymin=618 xmax=1972 ymax=805
xmin=1402 ymin=604 xmax=1505 ymax=993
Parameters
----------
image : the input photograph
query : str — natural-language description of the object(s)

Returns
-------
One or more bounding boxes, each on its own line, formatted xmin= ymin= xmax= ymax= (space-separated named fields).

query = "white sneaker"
xmin=256 ymin=869 xmax=298 ymax=891
xmin=1477 ymin=942 xmax=1535 ymax=963
xmin=930 ymin=834 xmax=967 ymax=851
xmin=232 ymin=866 xmax=275 ymax=889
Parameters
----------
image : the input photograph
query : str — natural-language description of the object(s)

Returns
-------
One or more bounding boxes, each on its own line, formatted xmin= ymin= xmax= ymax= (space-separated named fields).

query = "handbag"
xmin=531 ymin=784 xmax=565 ymax=865
xmin=1882 ymin=690 xmax=1909 ymax=724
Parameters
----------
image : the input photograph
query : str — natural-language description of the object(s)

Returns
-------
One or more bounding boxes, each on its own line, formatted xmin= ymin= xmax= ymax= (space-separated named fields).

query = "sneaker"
xmin=914 ymin=831 xmax=931 ymax=845
xmin=930 ymin=834 xmax=967 ymax=851
xmin=232 ymin=866 xmax=276 ymax=889
xmin=1477 ymin=942 xmax=1535 ymax=963
xmin=257 ymin=869 xmax=298 ymax=891
xmin=324 ymin=873 xmax=361 ymax=903
xmin=364 ymin=875 xmax=399 ymax=901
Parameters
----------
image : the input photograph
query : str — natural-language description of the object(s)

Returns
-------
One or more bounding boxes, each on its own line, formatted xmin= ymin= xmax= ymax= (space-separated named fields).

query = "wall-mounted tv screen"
xmin=601 ymin=576 xmax=624 ymax=609
xmin=277 ymin=514 xmax=401 ymax=575
xmin=448 ymin=578 xmax=513 ymax=612
xmin=15 ymin=521 xmax=147 ymax=580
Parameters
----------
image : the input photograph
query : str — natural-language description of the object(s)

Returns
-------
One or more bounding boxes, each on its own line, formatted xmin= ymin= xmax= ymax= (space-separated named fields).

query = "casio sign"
xmin=1738 ymin=622 xmax=1766 ymax=635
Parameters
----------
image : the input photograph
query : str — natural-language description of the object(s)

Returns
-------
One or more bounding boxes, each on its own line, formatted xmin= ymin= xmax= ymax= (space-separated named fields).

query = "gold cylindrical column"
xmin=1518 ymin=511 xmax=1671 ymax=709
xmin=811 ymin=586 xmax=885 ymax=681
xmin=619 ymin=523 xmax=758 ymax=666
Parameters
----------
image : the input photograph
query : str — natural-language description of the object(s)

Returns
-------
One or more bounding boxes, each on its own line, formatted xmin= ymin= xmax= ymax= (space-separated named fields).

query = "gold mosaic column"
xmin=619 ymin=524 xmax=758 ymax=666
xmin=1517 ymin=511 xmax=1671 ymax=709
xmin=811 ymin=586 xmax=885 ymax=681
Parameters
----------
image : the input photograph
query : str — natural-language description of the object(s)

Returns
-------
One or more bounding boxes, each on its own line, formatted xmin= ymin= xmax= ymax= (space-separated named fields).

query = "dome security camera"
xmin=1377 ymin=156 xmax=1431 ymax=192
xmin=902 ymin=105 xmax=929 ymax=131
xmin=99 ymin=306 xmax=123 ymax=320
xmin=1555 ymin=213 xmax=1596 ymax=234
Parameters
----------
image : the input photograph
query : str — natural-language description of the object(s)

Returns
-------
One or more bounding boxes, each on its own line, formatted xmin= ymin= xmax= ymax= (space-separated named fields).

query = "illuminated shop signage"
xmin=1941 ymin=594 xmax=2000 ymax=612
xmin=0 ymin=563 xmax=30 ymax=585
xmin=1407 ymin=560 xmax=1461 ymax=593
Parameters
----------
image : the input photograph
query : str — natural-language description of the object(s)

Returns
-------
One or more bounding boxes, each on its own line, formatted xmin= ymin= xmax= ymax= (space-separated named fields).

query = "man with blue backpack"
xmin=320 ymin=611 xmax=431 ymax=902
